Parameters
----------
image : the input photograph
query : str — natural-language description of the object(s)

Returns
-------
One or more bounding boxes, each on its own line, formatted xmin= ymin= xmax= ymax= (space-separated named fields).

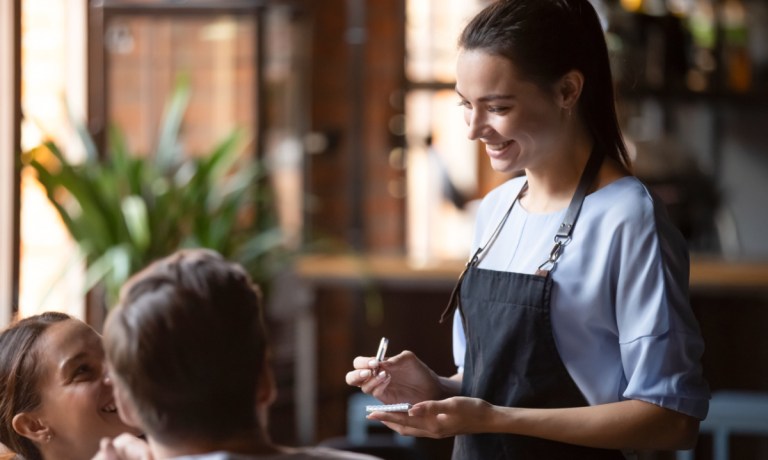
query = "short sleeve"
xmin=614 ymin=189 xmax=709 ymax=419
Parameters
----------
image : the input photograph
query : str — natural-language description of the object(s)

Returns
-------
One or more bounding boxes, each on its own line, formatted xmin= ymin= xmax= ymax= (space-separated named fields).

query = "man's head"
xmin=103 ymin=249 xmax=269 ymax=444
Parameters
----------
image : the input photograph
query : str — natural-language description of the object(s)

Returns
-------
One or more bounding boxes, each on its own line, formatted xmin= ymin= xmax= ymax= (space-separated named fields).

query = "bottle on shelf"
xmin=721 ymin=0 xmax=752 ymax=93
xmin=685 ymin=0 xmax=717 ymax=92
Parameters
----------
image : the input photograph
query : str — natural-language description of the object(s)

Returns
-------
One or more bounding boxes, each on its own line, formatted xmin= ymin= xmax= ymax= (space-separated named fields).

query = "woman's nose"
xmin=465 ymin=110 xmax=485 ymax=141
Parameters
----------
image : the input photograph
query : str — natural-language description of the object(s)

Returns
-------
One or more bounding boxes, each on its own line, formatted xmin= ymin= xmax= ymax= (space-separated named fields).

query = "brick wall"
xmin=306 ymin=0 xmax=406 ymax=254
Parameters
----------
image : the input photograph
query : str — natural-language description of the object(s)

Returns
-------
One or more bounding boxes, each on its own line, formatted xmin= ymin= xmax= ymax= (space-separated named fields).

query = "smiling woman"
xmin=347 ymin=1 xmax=709 ymax=458
xmin=0 ymin=312 xmax=137 ymax=460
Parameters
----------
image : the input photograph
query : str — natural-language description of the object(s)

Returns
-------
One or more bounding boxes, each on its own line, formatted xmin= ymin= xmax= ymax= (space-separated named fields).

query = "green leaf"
xmin=155 ymin=74 xmax=191 ymax=173
xmin=121 ymin=195 xmax=150 ymax=252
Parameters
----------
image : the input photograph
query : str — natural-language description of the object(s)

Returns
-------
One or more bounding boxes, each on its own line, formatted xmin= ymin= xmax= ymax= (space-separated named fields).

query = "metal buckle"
xmin=537 ymin=235 xmax=572 ymax=273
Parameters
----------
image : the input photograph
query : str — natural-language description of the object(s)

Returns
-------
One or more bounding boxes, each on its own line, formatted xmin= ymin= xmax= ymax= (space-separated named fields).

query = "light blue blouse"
xmin=452 ymin=176 xmax=710 ymax=419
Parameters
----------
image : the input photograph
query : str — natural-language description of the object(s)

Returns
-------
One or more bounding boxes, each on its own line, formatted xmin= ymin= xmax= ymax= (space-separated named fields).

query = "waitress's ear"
xmin=11 ymin=412 xmax=50 ymax=444
xmin=556 ymin=70 xmax=584 ymax=110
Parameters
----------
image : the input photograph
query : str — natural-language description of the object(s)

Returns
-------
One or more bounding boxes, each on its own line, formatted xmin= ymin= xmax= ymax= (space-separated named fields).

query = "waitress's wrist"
xmin=436 ymin=374 xmax=462 ymax=399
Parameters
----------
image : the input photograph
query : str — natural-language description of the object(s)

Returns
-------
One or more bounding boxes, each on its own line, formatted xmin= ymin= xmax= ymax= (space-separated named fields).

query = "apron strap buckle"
xmin=537 ymin=236 xmax=571 ymax=275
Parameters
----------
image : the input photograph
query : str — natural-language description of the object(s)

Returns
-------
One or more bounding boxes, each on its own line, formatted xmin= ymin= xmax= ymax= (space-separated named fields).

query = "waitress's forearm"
xmin=484 ymin=399 xmax=699 ymax=451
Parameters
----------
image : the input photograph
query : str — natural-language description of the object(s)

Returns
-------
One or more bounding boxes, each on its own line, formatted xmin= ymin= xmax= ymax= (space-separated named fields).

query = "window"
xmin=18 ymin=0 xmax=88 ymax=319
xmin=1 ymin=0 xmax=20 ymax=328
xmin=405 ymin=0 xmax=511 ymax=265
xmin=91 ymin=1 xmax=307 ymax=247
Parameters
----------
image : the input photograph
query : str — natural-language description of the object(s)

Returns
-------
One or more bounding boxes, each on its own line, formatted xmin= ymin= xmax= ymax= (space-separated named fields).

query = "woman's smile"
xmin=484 ymin=139 xmax=515 ymax=157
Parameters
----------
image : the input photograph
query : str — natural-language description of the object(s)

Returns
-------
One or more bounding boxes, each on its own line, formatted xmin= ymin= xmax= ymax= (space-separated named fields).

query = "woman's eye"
xmin=73 ymin=364 xmax=93 ymax=378
xmin=457 ymin=99 xmax=471 ymax=109
xmin=487 ymin=106 xmax=509 ymax=114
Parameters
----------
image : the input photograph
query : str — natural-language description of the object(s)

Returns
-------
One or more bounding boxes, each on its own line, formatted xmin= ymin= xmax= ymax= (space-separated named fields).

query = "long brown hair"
xmin=0 ymin=312 xmax=71 ymax=460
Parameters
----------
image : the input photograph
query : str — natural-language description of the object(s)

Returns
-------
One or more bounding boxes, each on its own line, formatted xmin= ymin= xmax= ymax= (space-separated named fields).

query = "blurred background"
xmin=1 ymin=0 xmax=768 ymax=459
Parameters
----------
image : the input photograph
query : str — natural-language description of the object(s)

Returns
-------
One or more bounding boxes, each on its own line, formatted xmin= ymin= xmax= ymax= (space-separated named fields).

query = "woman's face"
xmin=456 ymin=49 xmax=566 ymax=174
xmin=24 ymin=319 xmax=136 ymax=459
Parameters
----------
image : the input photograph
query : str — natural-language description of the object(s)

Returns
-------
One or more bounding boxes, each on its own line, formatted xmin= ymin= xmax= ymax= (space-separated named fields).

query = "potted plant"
xmin=24 ymin=78 xmax=287 ymax=311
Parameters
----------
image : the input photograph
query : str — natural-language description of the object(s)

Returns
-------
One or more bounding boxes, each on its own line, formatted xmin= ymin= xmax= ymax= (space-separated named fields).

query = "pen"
xmin=374 ymin=337 xmax=388 ymax=374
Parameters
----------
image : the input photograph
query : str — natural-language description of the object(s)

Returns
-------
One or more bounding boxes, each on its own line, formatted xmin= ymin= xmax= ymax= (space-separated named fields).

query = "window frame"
xmin=0 ymin=0 xmax=21 ymax=328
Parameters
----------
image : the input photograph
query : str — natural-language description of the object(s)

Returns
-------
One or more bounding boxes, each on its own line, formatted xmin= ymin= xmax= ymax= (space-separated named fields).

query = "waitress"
xmin=345 ymin=0 xmax=710 ymax=458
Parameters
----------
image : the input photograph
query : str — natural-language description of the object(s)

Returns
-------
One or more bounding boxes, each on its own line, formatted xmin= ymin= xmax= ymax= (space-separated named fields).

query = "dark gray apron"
xmin=442 ymin=149 xmax=625 ymax=459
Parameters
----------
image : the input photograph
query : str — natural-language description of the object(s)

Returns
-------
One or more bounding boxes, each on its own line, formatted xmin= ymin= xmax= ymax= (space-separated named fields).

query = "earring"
xmin=46 ymin=433 xmax=52 ymax=443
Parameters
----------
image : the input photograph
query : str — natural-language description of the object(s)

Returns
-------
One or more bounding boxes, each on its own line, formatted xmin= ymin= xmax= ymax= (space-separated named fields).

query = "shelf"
xmin=617 ymin=85 xmax=768 ymax=108
xmin=295 ymin=253 xmax=768 ymax=293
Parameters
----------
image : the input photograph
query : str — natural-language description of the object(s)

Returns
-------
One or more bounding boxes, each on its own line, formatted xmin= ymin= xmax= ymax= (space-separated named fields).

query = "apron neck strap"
xmin=536 ymin=145 xmax=605 ymax=275
xmin=557 ymin=144 xmax=605 ymax=241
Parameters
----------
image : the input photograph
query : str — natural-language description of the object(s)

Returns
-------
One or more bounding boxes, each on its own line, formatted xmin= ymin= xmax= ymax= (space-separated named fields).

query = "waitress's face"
xmin=26 ymin=319 xmax=136 ymax=459
xmin=456 ymin=49 xmax=565 ymax=174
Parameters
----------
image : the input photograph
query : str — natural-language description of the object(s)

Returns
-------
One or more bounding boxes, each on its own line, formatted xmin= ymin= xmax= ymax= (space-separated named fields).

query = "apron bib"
xmin=452 ymin=268 xmax=624 ymax=459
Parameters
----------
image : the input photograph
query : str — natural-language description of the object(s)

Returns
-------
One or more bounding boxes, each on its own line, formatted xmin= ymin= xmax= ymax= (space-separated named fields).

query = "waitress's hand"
xmin=367 ymin=396 xmax=496 ymax=439
xmin=345 ymin=350 xmax=451 ymax=404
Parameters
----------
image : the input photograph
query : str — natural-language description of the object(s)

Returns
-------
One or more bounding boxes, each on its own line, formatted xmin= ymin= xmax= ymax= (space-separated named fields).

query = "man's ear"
xmin=256 ymin=361 xmax=277 ymax=408
xmin=557 ymin=70 xmax=584 ymax=110
xmin=11 ymin=412 xmax=49 ymax=444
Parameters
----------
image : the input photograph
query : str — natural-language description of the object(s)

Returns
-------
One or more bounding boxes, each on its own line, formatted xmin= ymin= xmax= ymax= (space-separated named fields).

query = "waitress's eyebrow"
xmin=455 ymin=88 xmax=516 ymax=102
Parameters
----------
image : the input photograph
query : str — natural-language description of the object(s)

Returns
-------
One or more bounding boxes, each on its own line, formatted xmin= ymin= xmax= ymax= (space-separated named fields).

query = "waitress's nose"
xmin=465 ymin=108 xmax=487 ymax=141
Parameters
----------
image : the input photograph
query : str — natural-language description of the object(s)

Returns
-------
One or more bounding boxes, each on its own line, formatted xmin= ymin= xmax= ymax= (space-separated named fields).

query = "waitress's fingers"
xmin=368 ymin=412 xmax=445 ymax=439
xmin=347 ymin=354 xmax=388 ymax=387
xmin=344 ymin=367 xmax=387 ymax=391
xmin=345 ymin=366 xmax=386 ymax=388
xmin=345 ymin=368 xmax=371 ymax=387
xmin=360 ymin=369 xmax=391 ymax=395
xmin=352 ymin=355 xmax=377 ymax=369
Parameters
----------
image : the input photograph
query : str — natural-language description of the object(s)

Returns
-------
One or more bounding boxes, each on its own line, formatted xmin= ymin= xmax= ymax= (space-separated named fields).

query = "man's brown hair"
xmin=104 ymin=249 xmax=268 ymax=443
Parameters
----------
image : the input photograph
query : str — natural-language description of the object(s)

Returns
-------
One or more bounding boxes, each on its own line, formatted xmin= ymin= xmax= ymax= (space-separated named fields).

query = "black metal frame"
xmin=7 ymin=0 xmax=22 ymax=317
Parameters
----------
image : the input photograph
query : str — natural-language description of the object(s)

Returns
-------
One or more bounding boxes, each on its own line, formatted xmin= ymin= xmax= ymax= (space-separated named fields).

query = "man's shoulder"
xmin=278 ymin=447 xmax=383 ymax=460
xmin=171 ymin=447 xmax=382 ymax=460
xmin=264 ymin=447 xmax=381 ymax=460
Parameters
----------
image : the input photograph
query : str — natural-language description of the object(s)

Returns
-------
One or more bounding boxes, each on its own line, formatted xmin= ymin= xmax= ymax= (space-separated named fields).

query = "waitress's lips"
xmin=484 ymin=140 xmax=514 ymax=157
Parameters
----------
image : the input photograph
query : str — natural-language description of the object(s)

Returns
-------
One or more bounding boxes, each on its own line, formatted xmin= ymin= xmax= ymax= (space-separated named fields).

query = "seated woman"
xmin=0 ymin=311 xmax=139 ymax=460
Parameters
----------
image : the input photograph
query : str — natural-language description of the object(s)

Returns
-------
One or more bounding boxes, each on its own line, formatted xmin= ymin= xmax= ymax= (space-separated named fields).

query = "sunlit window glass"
xmin=19 ymin=0 xmax=87 ymax=319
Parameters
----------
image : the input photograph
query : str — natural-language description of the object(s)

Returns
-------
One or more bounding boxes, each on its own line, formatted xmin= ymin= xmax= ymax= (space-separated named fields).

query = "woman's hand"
xmin=367 ymin=396 xmax=495 ymax=438
xmin=345 ymin=350 xmax=459 ymax=404
xmin=91 ymin=434 xmax=152 ymax=460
